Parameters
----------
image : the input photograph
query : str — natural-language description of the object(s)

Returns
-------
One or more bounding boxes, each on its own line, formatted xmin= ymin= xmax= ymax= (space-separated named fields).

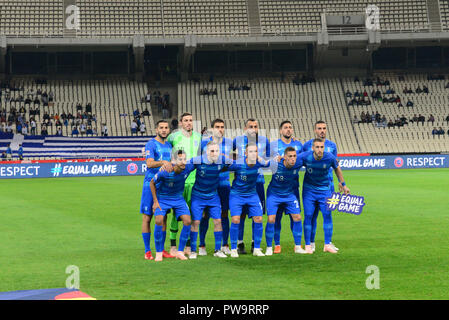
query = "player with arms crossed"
xmin=166 ymin=113 xmax=202 ymax=256
xmin=302 ymin=120 xmax=339 ymax=252
xmin=265 ymin=146 xmax=307 ymax=255
xmin=150 ymin=149 xmax=194 ymax=261
xmin=297 ymin=138 xmax=350 ymax=254
xmin=233 ymin=119 xmax=270 ymax=254
xmin=226 ymin=144 xmax=269 ymax=258
xmin=198 ymin=119 xmax=234 ymax=255
xmin=269 ymin=120 xmax=303 ymax=254
xmin=140 ymin=120 xmax=174 ymax=260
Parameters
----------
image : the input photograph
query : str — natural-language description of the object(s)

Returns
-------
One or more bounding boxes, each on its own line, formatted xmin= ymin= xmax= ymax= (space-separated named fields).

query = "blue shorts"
xmin=154 ymin=196 xmax=190 ymax=219
xmin=140 ymin=181 xmax=154 ymax=215
xmin=229 ymin=192 xmax=263 ymax=218
xmin=218 ymin=185 xmax=231 ymax=212
xmin=191 ymin=194 xmax=222 ymax=221
xmin=242 ymin=182 xmax=266 ymax=216
xmin=302 ymin=188 xmax=332 ymax=218
xmin=267 ymin=193 xmax=301 ymax=216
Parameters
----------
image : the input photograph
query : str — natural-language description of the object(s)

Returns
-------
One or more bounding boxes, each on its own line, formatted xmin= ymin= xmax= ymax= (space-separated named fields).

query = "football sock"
xmin=230 ymin=223 xmax=239 ymax=250
xmin=265 ymin=222 xmax=275 ymax=248
xmin=221 ymin=216 xmax=230 ymax=246
xmin=199 ymin=216 xmax=209 ymax=247
xmin=142 ymin=232 xmax=151 ymax=253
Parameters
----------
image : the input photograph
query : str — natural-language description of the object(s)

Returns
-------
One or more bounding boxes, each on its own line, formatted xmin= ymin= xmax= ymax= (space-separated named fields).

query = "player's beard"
xmin=283 ymin=134 xmax=292 ymax=140
xmin=157 ymin=133 xmax=168 ymax=141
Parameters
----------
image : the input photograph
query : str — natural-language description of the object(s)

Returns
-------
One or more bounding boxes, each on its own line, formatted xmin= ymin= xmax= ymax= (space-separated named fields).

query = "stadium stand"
xmin=258 ymin=0 xmax=429 ymax=34
xmin=0 ymin=78 xmax=155 ymax=138
xmin=343 ymin=73 xmax=449 ymax=153
xmin=178 ymin=74 xmax=361 ymax=154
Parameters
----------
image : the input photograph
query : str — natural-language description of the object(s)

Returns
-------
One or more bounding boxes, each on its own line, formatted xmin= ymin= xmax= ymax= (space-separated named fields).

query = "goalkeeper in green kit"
xmin=165 ymin=113 xmax=202 ymax=256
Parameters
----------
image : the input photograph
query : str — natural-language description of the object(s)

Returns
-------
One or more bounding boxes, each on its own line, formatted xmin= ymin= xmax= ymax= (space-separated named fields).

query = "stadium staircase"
xmin=427 ymin=0 xmax=442 ymax=31
xmin=246 ymin=0 xmax=262 ymax=35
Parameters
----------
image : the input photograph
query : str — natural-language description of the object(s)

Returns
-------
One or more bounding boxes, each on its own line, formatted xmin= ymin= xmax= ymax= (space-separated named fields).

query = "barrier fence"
xmin=0 ymin=154 xmax=448 ymax=179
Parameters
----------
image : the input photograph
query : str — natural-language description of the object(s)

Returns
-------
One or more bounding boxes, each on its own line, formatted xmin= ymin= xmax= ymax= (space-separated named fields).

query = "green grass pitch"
xmin=1 ymin=168 xmax=448 ymax=300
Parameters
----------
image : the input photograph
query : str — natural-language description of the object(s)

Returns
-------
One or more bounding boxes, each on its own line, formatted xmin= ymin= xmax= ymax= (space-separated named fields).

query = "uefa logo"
xmin=394 ymin=157 xmax=404 ymax=168
xmin=127 ymin=163 xmax=138 ymax=175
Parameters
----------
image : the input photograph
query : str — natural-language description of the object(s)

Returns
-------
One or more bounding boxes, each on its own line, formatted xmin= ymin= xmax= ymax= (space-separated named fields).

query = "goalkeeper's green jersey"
xmin=167 ymin=130 xmax=202 ymax=184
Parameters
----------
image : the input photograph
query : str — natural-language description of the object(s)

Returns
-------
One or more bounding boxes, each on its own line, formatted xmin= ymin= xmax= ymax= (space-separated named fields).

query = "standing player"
xmin=198 ymin=119 xmax=233 ymax=255
xmin=166 ymin=113 xmax=202 ymax=256
xmin=269 ymin=120 xmax=303 ymax=254
xmin=150 ymin=149 xmax=194 ymax=261
xmin=302 ymin=120 xmax=339 ymax=252
xmin=233 ymin=119 xmax=270 ymax=254
xmin=264 ymin=147 xmax=306 ymax=255
xmin=297 ymin=139 xmax=350 ymax=254
xmin=226 ymin=144 xmax=269 ymax=258
xmin=140 ymin=120 xmax=174 ymax=260
xmin=188 ymin=141 xmax=233 ymax=259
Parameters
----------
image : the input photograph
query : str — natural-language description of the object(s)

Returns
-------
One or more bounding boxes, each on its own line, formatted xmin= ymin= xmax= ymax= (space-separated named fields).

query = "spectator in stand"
xmin=428 ymin=114 xmax=435 ymax=124
xmin=352 ymin=114 xmax=359 ymax=124
xmin=72 ymin=126 xmax=79 ymax=136
xmin=139 ymin=122 xmax=146 ymax=136
xmin=432 ymin=127 xmax=438 ymax=135
xmin=1 ymin=151 xmax=6 ymax=161
xmin=86 ymin=103 xmax=92 ymax=113
xmin=142 ymin=108 xmax=150 ymax=117
xmin=438 ymin=127 xmax=445 ymax=135
xmin=102 ymin=124 xmax=108 ymax=137
xmin=415 ymin=86 xmax=423 ymax=94
xmin=145 ymin=92 xmax=151 ymax=103
xmin=346 ymin=90 xmax=352 ymax=98
xmin=56 ymin=127 xmax=62 ymax=136
xmin=406 ymin=99 xmax=414 ymax=107
xmin=410 ymin=114 xmax=418 ymax=123
xmin=418 ymin=114 xmax=425 ymax=124
xmin=387 ymin=119 xmax=394 ymax=128
xmin=41 ymin=126 xmax=48 ymax=136
xmin=171 ymin=118 xmax=178 ymax=131
xmin=445 ymin=114 xmax=449 ymax=123
xmin=423 ymin=85 xmax=429 ymax=94
xmin=80 ymin=122 xmax=87 ymax=136
xmin=131 ymin=119 xmax=138 ymax=135
xmin=400 ymin=115 xmax=408 ymax=125
xmin=86 ymin=126 xmax=93 ymax=136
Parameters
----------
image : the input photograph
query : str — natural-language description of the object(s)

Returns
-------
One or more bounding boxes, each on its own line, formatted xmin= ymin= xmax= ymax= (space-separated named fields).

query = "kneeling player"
xmin=150 ymin=150 xmax=195 ymax=261
xmin=265 ymin=147 xmax=307 ymax=255
xmin=297 ymin=139 xmax=350 ymax=254
xmin=226 ymin=144 xmax=269 ymax=258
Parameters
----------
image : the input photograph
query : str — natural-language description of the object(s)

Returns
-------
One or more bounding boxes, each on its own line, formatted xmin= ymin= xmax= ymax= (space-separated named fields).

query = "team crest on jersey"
xmin=323 ymin=164 xmax=327 ymax=169
xmin=326 ymin=192 xmax=365 ymax=215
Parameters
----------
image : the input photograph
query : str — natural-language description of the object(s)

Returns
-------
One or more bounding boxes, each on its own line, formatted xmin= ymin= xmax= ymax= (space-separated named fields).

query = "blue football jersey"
xmin=233 ymin=134 xmax=270 ymax=184
xmin=297 ymin=151 xmax=339 ymax=192
xmin=228 ymin=159 xmax=269 ymax=195
xmin=270 ymin=139 xmax=303 ymax=156
xmin=189 ymin=155 xmax=233 ymax=199
xmin=200 ymin=137 xmax=233 ymax=187
xmin=302 ymin=139 xmax=337 ymax=184
xmin=144 ymin=139 xmax=172 ymax=182
xmin=266 ymin=159 xmax=302 ymax=197
xmin=152 ymin=164 xmax=195 ymax=199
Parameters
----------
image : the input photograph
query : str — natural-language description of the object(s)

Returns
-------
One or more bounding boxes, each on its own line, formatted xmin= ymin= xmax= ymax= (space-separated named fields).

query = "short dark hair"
xmin=279 ymin=120 xmax=292 ymax=129
xmin=313 ymin=138 xmax=324 ymax=146
xmin=284 ymin=146 xmax=296 ymax=154
xmin=211 ymin=118 xmax=225 ymax=128
xmin=172 ymin=148 xmax=186 ymax=160
xmin=156 ymin=120 xmax=169 ymax=127
xmin=180 ymin=113 xmax=192 ymax=122
xmin=245 ymin=118 xmax=257 ymax=127
xmin=315 ymin=120 xmax=326 ymax=127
